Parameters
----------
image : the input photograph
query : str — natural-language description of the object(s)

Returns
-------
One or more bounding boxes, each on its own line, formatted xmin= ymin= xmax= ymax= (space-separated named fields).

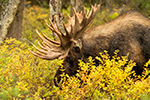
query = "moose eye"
xmin=74 ymin=46 xmax=80 ymax=53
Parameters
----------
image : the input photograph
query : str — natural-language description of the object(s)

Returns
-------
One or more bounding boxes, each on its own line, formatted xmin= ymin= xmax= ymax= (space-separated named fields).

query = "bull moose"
xmin=30 ymin=4 xmax=150 ymax=86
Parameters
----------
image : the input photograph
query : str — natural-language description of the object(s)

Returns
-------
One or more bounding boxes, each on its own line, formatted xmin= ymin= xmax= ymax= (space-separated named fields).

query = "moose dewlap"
xmin=31 ymin=4 xmax=150 ymax=86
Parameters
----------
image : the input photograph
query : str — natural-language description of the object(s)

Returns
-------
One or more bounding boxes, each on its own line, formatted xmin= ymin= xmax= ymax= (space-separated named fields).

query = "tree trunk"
xmin=70 ymin=0 xmax=84 ymax=16
xmin=0 ymin=1 xmax=3 ymax=16
xmin=6 ymin=0 xmax=25 ymax=39
xmin=49 ymin=0 xmax=63 ymax=39
xmin=106 ymin=0 xmax=113 ymax=9
xmin=0 ymin=0 xmax=24 ymax=42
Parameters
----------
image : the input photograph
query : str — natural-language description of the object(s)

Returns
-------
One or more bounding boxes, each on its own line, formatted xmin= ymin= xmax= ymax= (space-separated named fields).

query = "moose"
xmin=31 ymin=4 xmax=150 ymax=86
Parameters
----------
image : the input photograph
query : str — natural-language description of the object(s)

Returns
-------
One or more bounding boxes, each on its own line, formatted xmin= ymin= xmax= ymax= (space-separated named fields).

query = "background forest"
xmin=0 ymin=0 xmax=150 ymax=99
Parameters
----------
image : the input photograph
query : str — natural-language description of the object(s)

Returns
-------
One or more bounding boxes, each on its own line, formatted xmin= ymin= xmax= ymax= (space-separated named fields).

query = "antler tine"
xmin=62 ymin=21 xmax=70 ymax=36
xmin=80 ymin=7 xmax=87 ymax=25
xmin=30 ymin=50 xmax=61 ymax=60
xmin=94 ymin=3 xmax=97 ymax=8
xmin=49 ymin=18 xmax=61 ymax=35
xmin=86 ymin=5 xmax=95 ymax=19
xmin=48 ymin=19 xmax=63 ymax=41
xmin=83 ymin=7 xmax=86 ymax=18
xmin=55 ymin=21 xmax=64 ymax=36
xmin=31 ymin=42 xmax=48 ymax=54
xmin=87 ymin=4 xmax=100 ymax=21
xmin=86 ymin=9 xmax=90 ymax=17
xmin=95 ymin=4 xmax=101 ymax=12
xmin=36 ymin=30 xmax=50 ymax=44
xmin=73 ymin=8 xmax=80 ymax=24
xmin=30 ymin=50 xmax=45 ymax=58
xmin=66 ymin=12 xmax=71 ymax=19
xmin=79 ymin=10 xmax=82 ymax=15
xmin=36 ymin=30 xmax=59 ymax=49
xmin=40 ymin=30 xmax=60 ymax=45
xmin=74 ymin=9 xmax=80 ymax=24
xmin=51 ymin=17 xmax=65 ymax=36
xmin=46 ymin=22 xmax=60 ymax=38
xmin=37 ymin=41 xmax=47 ymax=50
xmin=89 ymin=5 xmax=95 ymax=17
xmin=73 ymin=8 xmax=81 ymax=37
xmin=91 ymin=4 xmax=100 ymax=19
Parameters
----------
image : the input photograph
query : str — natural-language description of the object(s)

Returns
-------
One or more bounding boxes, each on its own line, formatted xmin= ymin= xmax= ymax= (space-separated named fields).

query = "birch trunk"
xmin=6 ymin=0 xmax=25 ymax=39
xmin=0 ymin=0 xmax=22 ymax=42
xmin=49 ymin=0 xmax=63 ymax=39
xmin=70 ymin=0 xmax=84 ymax=16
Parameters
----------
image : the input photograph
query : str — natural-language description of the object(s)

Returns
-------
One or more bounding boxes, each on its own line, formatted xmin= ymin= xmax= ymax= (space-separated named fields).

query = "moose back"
xmin=31 ymin=4 xmax=150 ymax=86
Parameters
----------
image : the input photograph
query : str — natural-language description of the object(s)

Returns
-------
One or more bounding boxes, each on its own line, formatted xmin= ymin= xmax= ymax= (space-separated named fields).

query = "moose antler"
xmin=30 ymin=4 xmax=100 ymax=60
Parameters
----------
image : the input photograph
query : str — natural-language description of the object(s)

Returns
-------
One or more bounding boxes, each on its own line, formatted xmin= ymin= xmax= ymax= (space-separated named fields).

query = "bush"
xmin=0 ymin=38 xmax=150 ymax=99
xmin=54 ymin=50 xmax=150 ymax=100
xmin=0 ymin=38 xmax=61 ymax=99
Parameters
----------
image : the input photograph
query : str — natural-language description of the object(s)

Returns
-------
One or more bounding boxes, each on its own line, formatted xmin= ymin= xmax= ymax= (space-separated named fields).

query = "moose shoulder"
xmin=30 ymin=4 xmax=150 ymax=86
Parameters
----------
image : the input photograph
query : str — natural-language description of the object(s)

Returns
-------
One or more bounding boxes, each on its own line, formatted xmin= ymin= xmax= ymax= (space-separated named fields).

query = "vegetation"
xmin=0 ymin=38 xmax=61 ymax=99
xmin=1 ymin=0 xmax=150 ymax=99
xmin=23 ymin=6 xmax=49 ymax=42
xmin=0 ymin=39 xmax=150 ymax=99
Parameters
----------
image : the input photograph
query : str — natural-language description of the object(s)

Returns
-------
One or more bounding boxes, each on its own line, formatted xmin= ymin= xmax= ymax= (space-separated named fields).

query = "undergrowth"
xmin=0 ymin=38 xmax=61 ymax=99
xmin=0 ymin=38 xmax=150 ymax=99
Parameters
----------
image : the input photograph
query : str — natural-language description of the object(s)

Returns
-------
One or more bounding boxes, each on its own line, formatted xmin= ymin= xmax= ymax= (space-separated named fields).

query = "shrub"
xmin=0 ymin=38 xmax=61 ymax=99
xmin=53 ymin=50 xmax=150 ymax=100
xmin=0 ymin=38 xmax=150 ymax=99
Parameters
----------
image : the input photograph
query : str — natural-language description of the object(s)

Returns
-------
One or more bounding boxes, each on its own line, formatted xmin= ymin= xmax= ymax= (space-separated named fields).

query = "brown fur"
xmin=54 ymin=11 xmax=150 ymax=86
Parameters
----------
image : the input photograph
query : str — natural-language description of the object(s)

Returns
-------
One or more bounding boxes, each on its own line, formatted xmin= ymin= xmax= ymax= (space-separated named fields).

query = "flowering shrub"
xmin=0 ymin=38 xmax=150 ymax=99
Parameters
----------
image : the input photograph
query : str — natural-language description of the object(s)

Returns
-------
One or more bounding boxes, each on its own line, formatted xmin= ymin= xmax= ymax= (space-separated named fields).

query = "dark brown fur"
xmin=54 ymin=11 xmax=150 ymax=85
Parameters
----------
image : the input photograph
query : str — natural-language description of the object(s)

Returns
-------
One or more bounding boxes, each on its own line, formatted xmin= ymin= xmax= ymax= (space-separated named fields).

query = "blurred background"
xmin=0 ymin=0 xmax=150 ymax=44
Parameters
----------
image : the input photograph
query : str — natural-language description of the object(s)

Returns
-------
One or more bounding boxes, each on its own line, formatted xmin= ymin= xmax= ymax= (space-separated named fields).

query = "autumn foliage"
xmin=0 ymin=38 xmax=150 ymax=99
